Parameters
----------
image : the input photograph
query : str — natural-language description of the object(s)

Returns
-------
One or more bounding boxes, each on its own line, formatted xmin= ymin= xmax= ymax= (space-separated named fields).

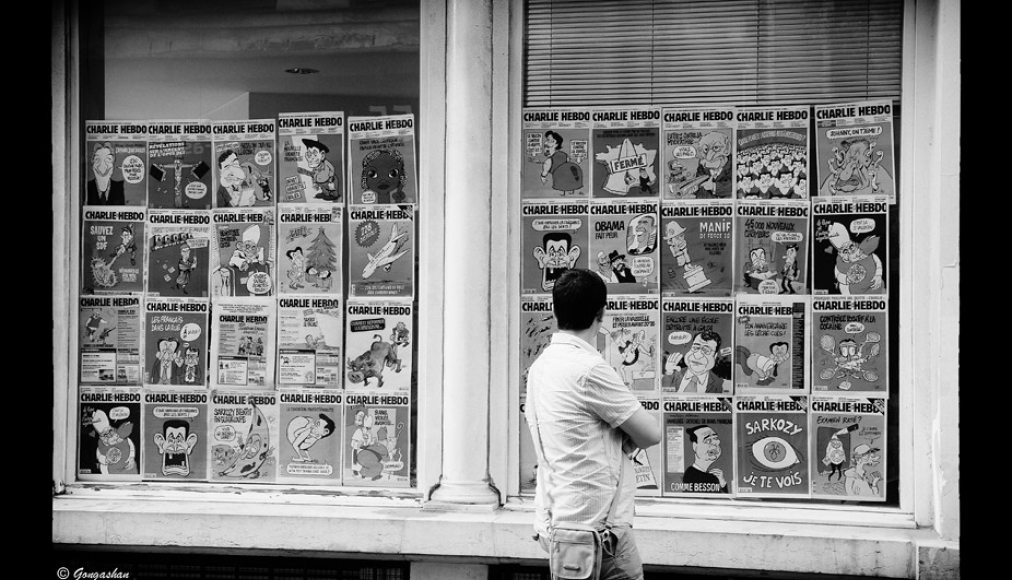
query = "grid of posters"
xmin=78 ymin=115 xmax=419 ymax=490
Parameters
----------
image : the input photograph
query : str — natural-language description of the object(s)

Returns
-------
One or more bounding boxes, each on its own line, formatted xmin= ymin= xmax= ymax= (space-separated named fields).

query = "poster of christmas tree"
xmin=278 ymin=205 xmax=343 ymax=296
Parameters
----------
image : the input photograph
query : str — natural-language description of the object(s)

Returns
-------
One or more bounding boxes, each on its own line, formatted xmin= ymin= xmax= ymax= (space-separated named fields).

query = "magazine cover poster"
xmin=596 ymin=295 xmax=659 ymax=396
xmin=661 ymin=107 xmax=736 ymax=199
xmin=210 ymin=298 xmax=276 ymax=389
xmin=78 ymin=387 xmax=142 ymax=481
xmin=142 ymin=390 xmax=209 ymax=481
xmin=82 ymin=207 xmax=145 ymax=295
xmin=735 ymin=106 xmax=810 ymax=199
xmin=521 ymin=200 xmax=589 ymax=294
xmin=660 ymin=200 xmax=733 ymax=296
xmin=591 ymin=108 xmax=661 ymax=198
xmin=79 ymin=295 xmax=141 ymax=385
xmin=812 ymin=197 xmax=888 ymax=295
xmin=146 ymin=120 xmax=213 ymax=209
xmin=519 ymin=401 xmax=538 ymax=493
xmin=734 ymin=295 xmax=810 ymax=393
xmin=278 ymin=112 xmax=345 ymax=203
xmin=734 ymin=200 xmax=810 ymax=295
xmin=278 ymin=390 xmax=343 ymax=485
xmin=660 ymin=298 xmax=734 ymax=396
xmin=810 ymin=397 xmax=887 ymax=501
xmin=143 ymin=298 xmax=209 ymax=388
xmin=348 ymin=114 xmax=417 ymax=205
xmin=521 ymin=108 xmax=592 ymax=198
xmin=344 ymin=393 xmax=410 ymax=487
xmin=345 ymin=299 xmax=413 ymax=392
xmin=812 ymin=297 xmax=888 ymax=395
xmin=588 ymin=199 xmax=660 ymax=293
xmin=278 ymin=206 xmax=343 ymax=295
xmin=348 ymin=205 xmax=414 ymax=298
xmin=814 ymin=101 xmax=896 ymax=200
xmin=662 ymin=397 xmax=734 ymax=496
xmin=634 ymin=398 xmax=663 ymax=497
xmin=734 ymin=395 xmax=809 ymax=498
xmin=85 ymin=121 xmax=149 ymax=206
xmin=520 ymin=295 xmax=557 ymax=395
xmin=209 ymin=208 xmax=276 ymax=298
xmin=278 ymin=296 xmax=344 ymax=389
xmin=209 ymin=391 xmax=279 ymax=483
xmin=211 ymin=120 xmax=276 ymax=208
xmin=145 ymin=210 xmax=211 ymax=298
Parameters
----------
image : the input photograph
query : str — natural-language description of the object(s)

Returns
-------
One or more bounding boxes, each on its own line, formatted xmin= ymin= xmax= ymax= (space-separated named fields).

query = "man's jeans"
xmin=539 ymin=526 xmax=644 ymax=580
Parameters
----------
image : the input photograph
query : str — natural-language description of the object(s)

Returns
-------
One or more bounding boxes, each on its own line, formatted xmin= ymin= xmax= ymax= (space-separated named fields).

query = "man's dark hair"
xmin=686 ymin=424 xmax=711 ymax=444
xmin=542 ymin=231 xmax=572 ymax=247
xmin=319 ymin=413 xmax=336 ymax=437
xmin=552 ymin=268 xmax=606 ymax=331
xmin=696 ymin=330 xmax=722 ymax=352
xmin=163 ymin=419 xmax=189 ymax=434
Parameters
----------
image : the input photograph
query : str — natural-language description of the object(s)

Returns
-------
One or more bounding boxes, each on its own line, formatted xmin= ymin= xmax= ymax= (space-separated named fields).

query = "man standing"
xmin=526 ymin=269 xmax=661 ymax=580
xmin=86 ymin=142 xmax=126 ymax=205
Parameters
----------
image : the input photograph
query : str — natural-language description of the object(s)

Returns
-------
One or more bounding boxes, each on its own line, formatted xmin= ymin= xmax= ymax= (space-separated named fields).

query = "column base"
xmin=426 ymin=479 xmax=500 ymax=510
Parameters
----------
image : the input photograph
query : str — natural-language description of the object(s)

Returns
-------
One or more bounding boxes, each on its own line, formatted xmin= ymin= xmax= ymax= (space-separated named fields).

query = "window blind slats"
xmin=525 ymin=0 xmax=902 ymax=107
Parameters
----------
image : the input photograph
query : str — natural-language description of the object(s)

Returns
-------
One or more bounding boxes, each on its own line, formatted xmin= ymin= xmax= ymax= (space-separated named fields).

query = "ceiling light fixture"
xmin=285 ymin=67 xmax=320 ymax=75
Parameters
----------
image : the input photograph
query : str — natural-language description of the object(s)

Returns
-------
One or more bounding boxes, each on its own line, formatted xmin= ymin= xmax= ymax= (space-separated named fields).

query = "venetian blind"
xmin=525 ymin=0 xmax=903 ymax=107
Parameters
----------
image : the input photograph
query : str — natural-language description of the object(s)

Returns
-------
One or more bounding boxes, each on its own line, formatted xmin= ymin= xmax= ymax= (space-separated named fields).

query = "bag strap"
xmin=528 ymin=376 xmax=626 ymax=532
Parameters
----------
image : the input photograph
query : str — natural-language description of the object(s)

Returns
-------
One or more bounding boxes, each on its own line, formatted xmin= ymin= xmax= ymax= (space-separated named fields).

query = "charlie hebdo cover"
xmin=812 ymin=296 xmax=888 ymax=396
xmin=210 ymin=297 xmax=277 ymax=390
xmin=344 ymin=393 xmax=410 ymax=487
xmin=79 ymin=295 xmax=141 ymax=386
xmin=278 ymin=205 xmax=343 ymax=296
xmin=82 ymin=207 xmax=145 ymax=295
xmin=348 ymin=205 xmax=414 ymax=298
xmin=145 ymin=210 xmax=211 ymax=298
xmin=143 ymin=297 xmax=209 ymax=388
xmin=277 ymin=111 xmax=345 ymax=204
xmin=78 ymin=387 xmax=142 ymax=481
xmin=660 ymin=297 xmax=734 ymax=396
xmin=146 ymin=120 xmax=213 ymax=210
xmin=734 ymin=199 xmax=810 ymax=295
xmin=596 ymin=295 xmax=659 ymax=397
xmin=521 ymin=107 xmax=591 ymax=198
xmin=659 ymin=199 xmax=734 ymax=296
xmin=734 ymin=294 xmax=810 ymax=394
xmin=85 ymin=121 xmax=149 ymax=206
xmin=278 ymin=390 xmax=344 ymax=485
xmin=142 ymin=390 xmax=209 ymax=482
xmin=520 ymin=295 xmax=557 ymax=392
xmin=590 ymin=107 xmax=661 ymax=198
xmin=348 ymin=114 xmax=418 ymax=205
xmin=277 ymin=296 xmax=344 ymax=389
xmin=211 ymin=120 xmax=276 ymax=209
xmin=587 ymin=199 xmax=660 ymax=294
xmin=661 ymin=107 xmax=736 ymax=200
xmin=809 ymin=396 xmax=887 ymax=501
xmin=811 ymin=196 xmax=888 ymax=296
xmin=814 ymin=100 xmax=896 ymax=200
xmin=734 ymin=106 xmax=810 ymax=199
xmin=521 ymin=200 xmax=589 ymax=294
xmin=209 ymin=208 xmax=276 ymax=298
xmin=734 ymin=395 xmax=810 ymax=498
xmin=345 ymin=299 xmax=413 ymax=393
xmin=209 ymin=390 xmax=279 ymax=483
xmin=662 ymin=397 xmax=734 ymax=496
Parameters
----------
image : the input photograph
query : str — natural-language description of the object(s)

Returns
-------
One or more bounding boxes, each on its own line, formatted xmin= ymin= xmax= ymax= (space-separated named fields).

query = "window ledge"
xmin=55 ymin=489 xmax=939 ymax=578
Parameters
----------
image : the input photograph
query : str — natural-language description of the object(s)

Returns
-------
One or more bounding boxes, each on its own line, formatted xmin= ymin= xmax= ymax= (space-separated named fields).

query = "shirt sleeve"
xmin=582 ymin=362 xmax=642 ymax=429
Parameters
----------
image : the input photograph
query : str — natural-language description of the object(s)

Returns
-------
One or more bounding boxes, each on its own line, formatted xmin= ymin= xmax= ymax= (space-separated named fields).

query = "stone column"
xmin=427 ymin=0 xmax=500 ymax=508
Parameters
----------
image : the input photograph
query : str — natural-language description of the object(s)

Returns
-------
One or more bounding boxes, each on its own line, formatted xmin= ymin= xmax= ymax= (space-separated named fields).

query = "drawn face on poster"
xmin=344 ymin=404 xmax=408 ymax=485
xmin=664 ymin=417 xmax=734 ymax=494
xmin=522 ymin=128 xmax=589 ymax=198
xmin=666 ymin=130 xmax=733 ymax=199
xmin=82 ymin=221 xmax=144 ymax=294
xmin=735 ymin=130 xmax=807 ymax=199
xmin=213 ymin=220 xmax=274 ymax=297
xmin=277 ymin=133 xmax=344 ymax=203
xmin=739 ymin=224 xmax=807 ymax=295
xmin=522 ymin=217 xmax=586 ymax=293
xmin=86 ymin=140 xmax=147 ymax=205
xmin=813 ymin=215 xmax=887 ymax=295
xmin=280 ymin=407 xmax=341 ymax=481
xmin=144 ymin=406 xmax=206 ymax=480
xmin=147 ymin=233 xmax=209 ymax=298
xmin=144 ymin=312 xmax=205 ymax=387
xmin=661 ymin=313 xmax=733 ymax=394
xmin=148 ymin=141 xmax=212 ymax=209
xmin=213 ymin=141 xmax=275 ymax=208
xmin=814 ymin=313 xmax=886 ymax=393
xmin=211 ymin=403 xmax=276 ymax=482
xmin=597 ymin=311 xmax=657 ymax=393
xmin=818 ymin=135 xmax=894 ymax=198
xmin=79 ymin=402 xmax=141 ymax=476
xmin=812 ymin=414 xmax=885 ymax=499
xmin=589 ymin=211 xmax=658 ymax=293
xmin=593 ymin=128 xmax=659 ymax=198
xmin=350 ymin=136 xmax=417 ymax=205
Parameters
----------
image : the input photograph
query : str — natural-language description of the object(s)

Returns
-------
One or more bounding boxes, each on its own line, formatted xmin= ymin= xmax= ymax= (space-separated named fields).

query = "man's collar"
xmin=551 ymin=331 xmax=599 ymax=355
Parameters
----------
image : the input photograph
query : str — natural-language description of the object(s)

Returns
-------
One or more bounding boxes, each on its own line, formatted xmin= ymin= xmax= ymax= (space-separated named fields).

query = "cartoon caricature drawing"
xmin=153 ymin=419 xmax=199 ymax=477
